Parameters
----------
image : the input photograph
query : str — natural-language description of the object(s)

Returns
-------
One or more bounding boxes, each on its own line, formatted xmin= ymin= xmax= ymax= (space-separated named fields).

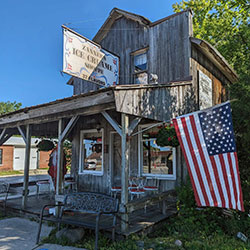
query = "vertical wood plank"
xmin=56 ymin=119 xmax=64 ymax=196
xmin=121 ymin=113 xmax=129 ymax=232
xmin=22 ymin=124 xmax=31 ymax=209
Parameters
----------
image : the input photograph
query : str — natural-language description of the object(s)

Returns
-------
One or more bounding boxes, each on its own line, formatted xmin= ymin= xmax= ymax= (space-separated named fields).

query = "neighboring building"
xmin=0 ymin=136 xmax=50 ymax=171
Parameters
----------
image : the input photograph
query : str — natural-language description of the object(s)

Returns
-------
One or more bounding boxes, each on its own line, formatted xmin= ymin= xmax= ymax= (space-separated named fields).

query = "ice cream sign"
xmin=63 ymin=26 xmax=119 ymax=86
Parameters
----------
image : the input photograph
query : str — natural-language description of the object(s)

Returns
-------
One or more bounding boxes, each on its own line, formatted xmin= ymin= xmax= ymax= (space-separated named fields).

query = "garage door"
xmin=13 ymin=147 xmax=38 ymax=170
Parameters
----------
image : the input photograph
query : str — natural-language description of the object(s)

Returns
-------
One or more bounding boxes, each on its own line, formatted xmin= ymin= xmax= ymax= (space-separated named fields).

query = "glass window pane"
xmin=82 ymin=131 xmax=102 ymax=172
xmin=142 ymin=139 xmax=173 ymax=175
xmin=134 ymin=53 xmax=147 ymax=72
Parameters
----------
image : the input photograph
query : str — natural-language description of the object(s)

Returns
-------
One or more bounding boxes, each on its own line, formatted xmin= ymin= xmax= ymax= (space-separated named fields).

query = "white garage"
xmin=13 ymin=147 xmax=38 ymax=170
xmin=4 ymin=136 xmax=40 ymax=170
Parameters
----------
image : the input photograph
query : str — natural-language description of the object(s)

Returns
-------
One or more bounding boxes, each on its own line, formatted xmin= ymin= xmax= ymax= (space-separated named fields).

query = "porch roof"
xmin=0 ymin=80 xmax=192 ymax=131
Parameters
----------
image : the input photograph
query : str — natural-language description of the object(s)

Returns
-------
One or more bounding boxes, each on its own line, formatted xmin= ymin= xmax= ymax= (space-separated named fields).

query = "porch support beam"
xmin=59 ymin=116 xmax=79 ymax=142
xmin=128 ymin=117 xmax=141 ymax=136
xmin=56 ymin=119 xmax=64 ymax=196
xmin=56 ymin=116 xmax=79 ymax=196
xmin=101 ymin=111 xmax=122 ymax=136
xmin=0 ymin=129 xmax=15 ymax=146
xmin=0 ymin=129 xmax=6 ymax=141
xmin=121 ymin=113 xmax=129 ymax=233
xmin=20 ymin=124 xmax=31 ymax=209
xmin=18 ymin=126 xmax=27 ymax=144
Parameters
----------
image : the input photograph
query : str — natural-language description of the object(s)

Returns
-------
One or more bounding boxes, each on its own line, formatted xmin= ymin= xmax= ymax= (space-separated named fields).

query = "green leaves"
xmin=0 ymin=101 xmax=22 ymax=115
xmin=156 ymin=124 xmax=179 ymax=147
xmin=173 ymin=0 xmax=250 ymax=76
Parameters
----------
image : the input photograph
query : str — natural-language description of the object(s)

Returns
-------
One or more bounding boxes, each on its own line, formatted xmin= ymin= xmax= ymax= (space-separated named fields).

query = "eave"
xmin=190 ymin=37 xmax=238 ymax=83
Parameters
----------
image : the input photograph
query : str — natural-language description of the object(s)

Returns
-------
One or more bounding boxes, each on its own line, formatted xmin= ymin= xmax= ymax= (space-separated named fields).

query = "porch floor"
xmin=4 ymin=193 xmax=177 ymax=238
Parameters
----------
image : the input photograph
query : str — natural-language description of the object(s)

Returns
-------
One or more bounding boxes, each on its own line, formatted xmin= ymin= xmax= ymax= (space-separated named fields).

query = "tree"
xmin=173 ymin=0 xmax=250 ymax=75
xmin=173 ymin=0 xmax=250 ymax=211
xmin=0 ymin=101 xmax=22 ymax=115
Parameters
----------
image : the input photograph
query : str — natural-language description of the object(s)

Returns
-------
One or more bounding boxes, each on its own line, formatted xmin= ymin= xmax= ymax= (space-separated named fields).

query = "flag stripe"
xmin=214 ymin=155 xmax=230 ymax=208
xmin=227 ymin=153 xmax=238 ymax=209
xmin=181 ymin=117 xmax=210 ymax=206
xmin=173 ymin=118 xmax=202 ymax=206
xmin=231 ymin=153 xmax=242 ymax=210
xmin=186 ymin=116 xmax=213 ymax=206
xmin=210 ymin=156 xmax=226 ymax=208
xmin=234 ymin=153 xmax=244 ymax=211
xmin=189 ymin=115 xmax=217 ymax=206
xmin=223 ymin=154 xmax=236 ymax=209
xmin=218 ymin=154 xmax=233 ymax=209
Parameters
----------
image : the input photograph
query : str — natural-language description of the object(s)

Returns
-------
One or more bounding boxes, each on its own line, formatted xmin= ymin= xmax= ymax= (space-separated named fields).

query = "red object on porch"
xmin=48 ymin=146 xmax=67 ymax=189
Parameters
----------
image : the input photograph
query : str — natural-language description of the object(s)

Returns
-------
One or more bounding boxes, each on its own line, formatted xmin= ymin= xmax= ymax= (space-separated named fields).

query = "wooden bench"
xmin=36 ymin=192 xmax=119 ymax=250
xmin=0 ymin=183 xmax=10 ymax=215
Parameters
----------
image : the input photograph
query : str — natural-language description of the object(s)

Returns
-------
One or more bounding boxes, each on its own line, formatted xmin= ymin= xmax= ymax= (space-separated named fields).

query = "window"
xmin=0 ymin=149 xmax=2 ymax=165
xmin=79 ymin=129 xmax=104 ymax=175
xmin=132 ymin=48 xmax=148 ymax=84
xmin=139 ymin=125 xmax=176 ymax=179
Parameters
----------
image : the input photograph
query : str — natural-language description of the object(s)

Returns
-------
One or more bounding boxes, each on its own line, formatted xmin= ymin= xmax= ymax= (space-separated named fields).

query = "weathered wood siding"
xmin=73 ymin=78 xmax=100 ymax=95
xmin=71 ymin=114 xmax=187 ymax=195
xmin=71 ymin=115 xmax=111 ymax=193
xmin=114 ymin=83 xmax=194 ymax=122
xmin=73 ymin=11 xmax=193 ymax=94
xmin=191 ymin=45 xmax=229 ymax=107
xmin=149 ymin=11 xmax=192 ymax=83
xmin=99 ymin=16 xmax=149 ymax=85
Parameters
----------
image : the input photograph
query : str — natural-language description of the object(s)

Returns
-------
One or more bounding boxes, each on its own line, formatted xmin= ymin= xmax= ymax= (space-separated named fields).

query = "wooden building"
xmin=0 ymin=8 xmax=237 ymax=233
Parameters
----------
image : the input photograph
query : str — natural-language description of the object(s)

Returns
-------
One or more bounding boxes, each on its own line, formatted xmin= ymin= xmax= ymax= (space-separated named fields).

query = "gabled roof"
xmin=93 ymin=8 xmax=150 ymax=43
xmin=93 ymin=8 xmax=191 ymax=43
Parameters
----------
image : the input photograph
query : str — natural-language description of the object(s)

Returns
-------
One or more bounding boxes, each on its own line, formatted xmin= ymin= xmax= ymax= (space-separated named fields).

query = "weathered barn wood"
xmin=148 ymin=10 xmax=192 ymax=83
xmin=114 ymin=82 xmax=193 ymax=121
xmin=0 ymin=89 xmax=115 ymax=128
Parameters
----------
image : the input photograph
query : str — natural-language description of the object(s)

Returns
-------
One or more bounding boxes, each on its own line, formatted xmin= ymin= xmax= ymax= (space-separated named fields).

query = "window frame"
xmin=79 ymin=128 xmax=104 ymax=176
xmin=131 ymin=47 xmax=149 ymax=84
xmin=138 ymin=124 xmax=176 ymax=180
xmin=0 ymin=148 xmax=2 ymax=165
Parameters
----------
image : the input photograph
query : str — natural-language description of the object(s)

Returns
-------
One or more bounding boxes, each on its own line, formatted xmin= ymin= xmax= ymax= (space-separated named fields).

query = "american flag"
xmin=173 ymin=102 xmax=244 ymax=211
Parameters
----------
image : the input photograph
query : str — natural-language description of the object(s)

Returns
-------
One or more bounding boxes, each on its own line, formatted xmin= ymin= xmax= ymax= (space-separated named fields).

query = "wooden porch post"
xmin=56 ymin=116 xmax=79 ymax=197
xmin=56 ymin=119 xmax=64 ymax=196
xmin=121 ymin=113 xmax=129 ymax=232
xmin=21 ymin=124 xmax=31 ymax=209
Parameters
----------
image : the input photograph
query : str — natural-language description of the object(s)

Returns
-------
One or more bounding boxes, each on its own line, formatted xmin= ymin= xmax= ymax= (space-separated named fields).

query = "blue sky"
xmin=0 ymin=0 xmax=178 ymax=108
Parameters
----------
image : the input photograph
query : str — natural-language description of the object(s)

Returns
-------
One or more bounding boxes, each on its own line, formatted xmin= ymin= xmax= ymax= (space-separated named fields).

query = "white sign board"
xmin=199 ymin=70 xmax=212 ymax=110
xmin=63 ymin=27 xmax=119 ymax=86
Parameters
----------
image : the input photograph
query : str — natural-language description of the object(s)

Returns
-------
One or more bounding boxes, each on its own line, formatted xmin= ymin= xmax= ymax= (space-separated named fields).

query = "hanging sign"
xmin=199 ymin=70 xmax=212 ymax=110
xmin=63 ymin=26 xmax=119 ymax=86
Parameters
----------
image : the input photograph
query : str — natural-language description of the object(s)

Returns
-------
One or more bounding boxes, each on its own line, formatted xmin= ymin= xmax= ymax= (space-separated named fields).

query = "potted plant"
xmin=156 ymin=123 xmax=179 ymax=147
xmin=36 ymin=139 xmax=55 ymax=151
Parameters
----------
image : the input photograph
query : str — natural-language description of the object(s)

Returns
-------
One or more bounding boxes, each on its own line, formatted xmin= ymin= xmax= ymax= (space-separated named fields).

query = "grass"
xmin=41 ymin=208 xmax=250 ymax=250
xmin=0 ymin=170 xmax=23 ymax=176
